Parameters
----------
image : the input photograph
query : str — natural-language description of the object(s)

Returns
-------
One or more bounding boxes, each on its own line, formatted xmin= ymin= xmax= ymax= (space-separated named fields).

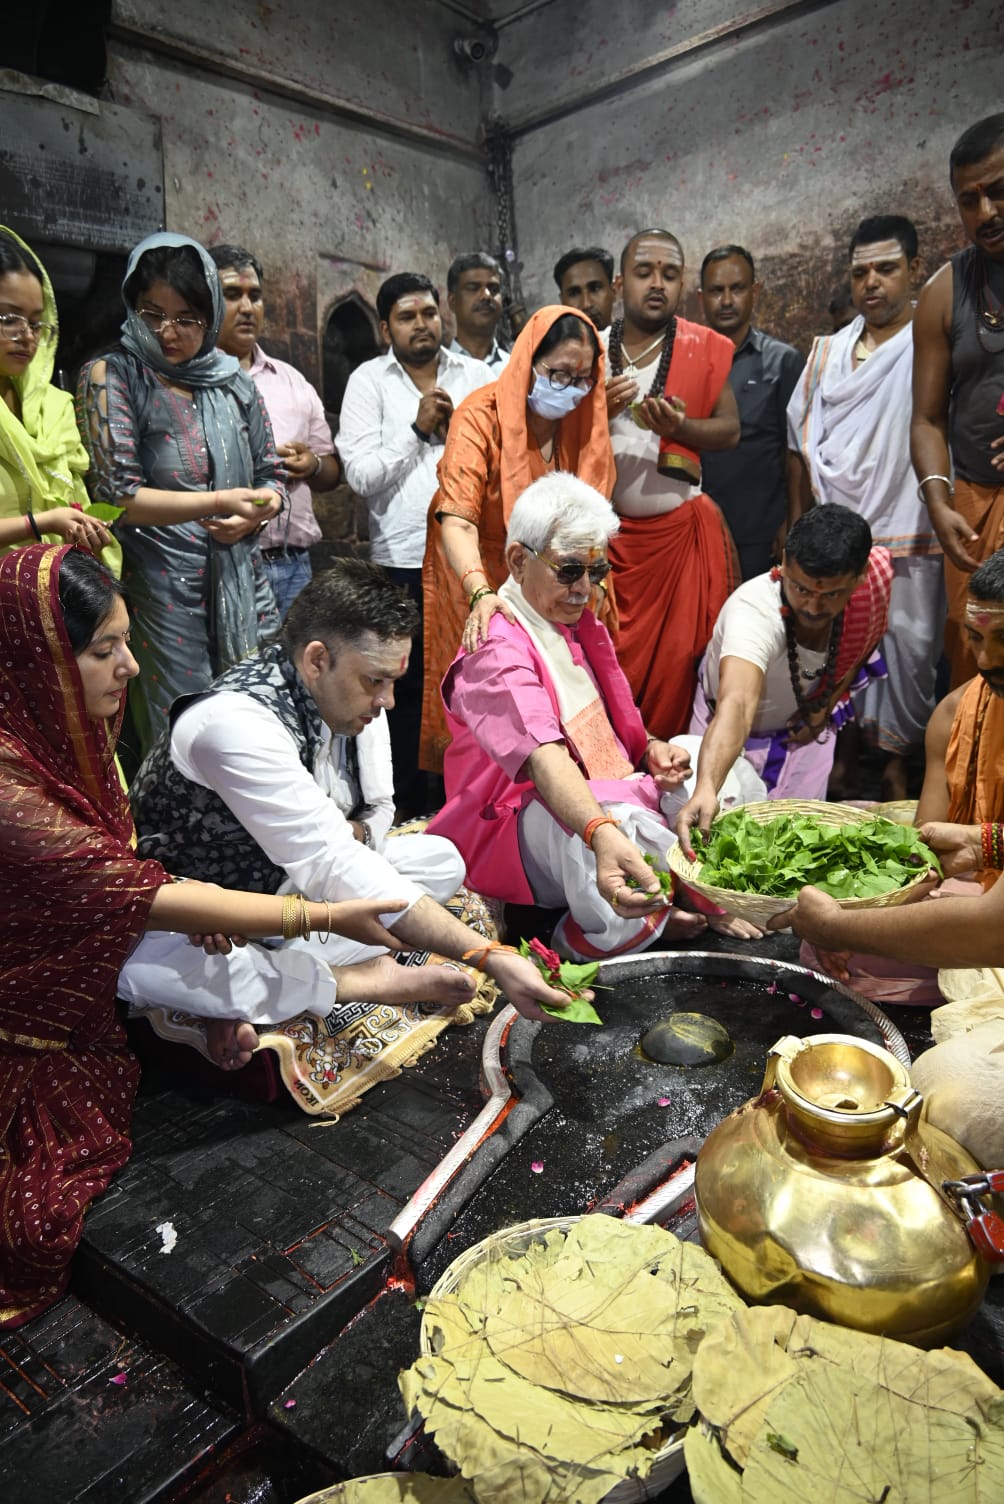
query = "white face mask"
xmin=527 ymin=374 xmax=589 ymax=420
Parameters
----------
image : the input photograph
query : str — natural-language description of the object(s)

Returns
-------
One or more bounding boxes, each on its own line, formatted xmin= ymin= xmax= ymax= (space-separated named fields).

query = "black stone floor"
xmin=3 ymin=926 xmax=999 ymax=1504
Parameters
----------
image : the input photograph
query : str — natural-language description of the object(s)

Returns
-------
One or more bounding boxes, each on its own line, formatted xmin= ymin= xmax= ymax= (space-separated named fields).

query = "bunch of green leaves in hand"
xmin=519 ymin=937 xmax=604 ymax=1024
xmin=691 ymin=810 xmax=941 ymax=900
xmin=625 ymin=852 xmax=674 ymax=896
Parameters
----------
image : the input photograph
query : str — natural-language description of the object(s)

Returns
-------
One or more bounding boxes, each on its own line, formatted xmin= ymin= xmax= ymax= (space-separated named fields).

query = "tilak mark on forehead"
xmin=965 ymin=600 xmax=1004 ymax=625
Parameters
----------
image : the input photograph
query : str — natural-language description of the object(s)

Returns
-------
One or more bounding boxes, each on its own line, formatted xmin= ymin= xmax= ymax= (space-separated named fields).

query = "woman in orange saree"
xmin=420 ymin=306 xmax=615 ymax=773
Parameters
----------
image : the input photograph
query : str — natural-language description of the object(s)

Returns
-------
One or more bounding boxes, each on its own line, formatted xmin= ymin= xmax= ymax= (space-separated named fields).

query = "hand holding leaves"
xmin=519 ymin=937 xmax=604 ymax=1025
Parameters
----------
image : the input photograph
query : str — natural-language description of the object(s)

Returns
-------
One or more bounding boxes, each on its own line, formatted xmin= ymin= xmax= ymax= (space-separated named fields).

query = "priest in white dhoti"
xmin=786 ymin=214 xmax=944 ymax=798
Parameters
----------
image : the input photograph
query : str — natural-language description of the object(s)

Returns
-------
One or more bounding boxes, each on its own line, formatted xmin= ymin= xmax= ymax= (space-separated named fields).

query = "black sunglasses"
xmin=520 ymin=543 xmax=612 ymax=587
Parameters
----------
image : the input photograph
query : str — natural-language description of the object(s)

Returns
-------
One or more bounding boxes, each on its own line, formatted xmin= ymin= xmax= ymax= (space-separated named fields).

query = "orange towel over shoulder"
xmin=609 ymin=320 xmax=738 ymax=738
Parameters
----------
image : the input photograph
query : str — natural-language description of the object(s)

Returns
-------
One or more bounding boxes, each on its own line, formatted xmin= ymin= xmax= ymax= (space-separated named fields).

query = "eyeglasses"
xmin=136 ymin=307 xmax=206 ymax=334
xmin=520 ymin=543 xmax=612 ymax=587
xmin=533 ymin=362 xmax=595 ymax=392
xmin=0 ymin=313 xmax=55 ymax=343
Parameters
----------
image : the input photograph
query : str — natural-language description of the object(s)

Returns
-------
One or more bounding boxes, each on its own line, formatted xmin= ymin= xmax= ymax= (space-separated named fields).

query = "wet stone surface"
xmin=415 ymin=946 xmax=897 ymax=1292
xmin=9 ymin=930 xmax=1003 ymax=1500
xmin=0 ymin=1295 xmax=236 ymax=1502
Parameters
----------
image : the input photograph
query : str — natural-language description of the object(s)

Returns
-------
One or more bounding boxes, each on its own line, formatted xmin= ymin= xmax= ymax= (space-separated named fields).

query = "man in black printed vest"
xmin=122 ymin=559 xmax=566 ymax=1064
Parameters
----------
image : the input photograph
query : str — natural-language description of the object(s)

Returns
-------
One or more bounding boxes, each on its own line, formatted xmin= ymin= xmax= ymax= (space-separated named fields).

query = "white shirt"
xmin=338 ymin=345 xmax=493 ymax=568
xmin=700 ymin=572 xmax=828 ymax=735
xmin=600 ymin=328 xmax=701 ymax=518
xmin=448 ymin=334 xmax=509 ymax=369
xmin=168 ymin=691 xmax=423 ymax=910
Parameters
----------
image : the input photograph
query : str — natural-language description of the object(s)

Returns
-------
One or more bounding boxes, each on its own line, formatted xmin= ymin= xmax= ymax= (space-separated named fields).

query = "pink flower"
xmin=283 ymin=1399 xmax=297 ymax=1409
xmin=530 ymin=1160 xmax=544 ymax=1174
xmin=657 ymin=1097 xmax=671 ymax=1107
xmin=529 ymin=937 xmax=562 ymax=977
xmin=810 ymin=1007 xmax=824 ymax=1020
xmin=109 ymin=1372 xmax=128 ymax=1386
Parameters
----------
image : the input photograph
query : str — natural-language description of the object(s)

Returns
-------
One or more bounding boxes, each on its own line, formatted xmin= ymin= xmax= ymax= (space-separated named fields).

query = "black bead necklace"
xmin=782 ymin=598 xmax=844 ymax=723
xmin=608 ymin=316 xmax=676 ymax=397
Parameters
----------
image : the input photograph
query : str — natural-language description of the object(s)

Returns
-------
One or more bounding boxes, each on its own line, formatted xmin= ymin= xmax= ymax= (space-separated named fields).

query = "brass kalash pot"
xmin=695 ymin=1033 xmax=990 ymax=1346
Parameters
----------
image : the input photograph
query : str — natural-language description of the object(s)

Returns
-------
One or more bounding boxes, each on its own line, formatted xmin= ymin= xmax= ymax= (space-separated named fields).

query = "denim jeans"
xmin=263 ymin=549 xmax=312 ymax=619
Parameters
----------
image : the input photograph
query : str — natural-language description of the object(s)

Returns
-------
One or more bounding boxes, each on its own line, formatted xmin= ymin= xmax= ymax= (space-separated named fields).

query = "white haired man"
xmin=427 ymin=473 xmax=761 ymax=960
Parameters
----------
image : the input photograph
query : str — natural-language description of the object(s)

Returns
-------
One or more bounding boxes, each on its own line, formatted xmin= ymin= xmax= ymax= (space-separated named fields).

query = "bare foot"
xmin=206 ymin=1018 xmax=258 ymax=1071
xmin=708 ymin=913 xmax=763 ymax=941
xmin=331 ymin=953 xmax=476 ymax=1010
xmin=659 ymin=908 xmax=709 ymax=940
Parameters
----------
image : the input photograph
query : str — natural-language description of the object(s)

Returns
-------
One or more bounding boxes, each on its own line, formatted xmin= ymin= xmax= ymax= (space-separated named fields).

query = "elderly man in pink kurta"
xmin=427 ymin=473 xmax=763 ymax=960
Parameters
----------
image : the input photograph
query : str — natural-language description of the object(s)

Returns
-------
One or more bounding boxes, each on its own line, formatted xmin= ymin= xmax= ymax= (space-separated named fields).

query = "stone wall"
xmin=496 ymin=0 xmax=1003 ymax=349
xmin=7 ymin=0 xmax=1003 ymax=558
xmin=101 ymin=0 xmax=500 ymax=556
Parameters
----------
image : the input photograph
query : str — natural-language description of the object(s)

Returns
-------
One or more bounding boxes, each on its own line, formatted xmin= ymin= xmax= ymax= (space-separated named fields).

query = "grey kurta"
xmin=78 ymin=350 xmax=283 ymax=754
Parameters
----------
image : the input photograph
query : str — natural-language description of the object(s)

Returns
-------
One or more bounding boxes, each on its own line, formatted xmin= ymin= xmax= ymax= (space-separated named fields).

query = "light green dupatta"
xmin=0 ymin=226 xmax=120 ymax=573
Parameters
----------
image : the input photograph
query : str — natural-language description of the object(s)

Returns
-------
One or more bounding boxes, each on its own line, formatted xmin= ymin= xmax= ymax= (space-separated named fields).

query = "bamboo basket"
xmin=420 ymin=1216 xmax=686 ymax=1502
xmin=668 ymin=798 xmax=933 ymax=926
xmin=295 ymin=1482 xmax=472 ymax=1503
xmin=871 ymin=798 xmax=919 ymax=826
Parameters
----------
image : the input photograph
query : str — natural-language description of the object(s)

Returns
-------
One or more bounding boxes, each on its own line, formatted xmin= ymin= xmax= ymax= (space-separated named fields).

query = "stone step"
xmin=73 ymin=1017 xmax=489 ymax=1415
xmin=0 ymin=1295 xmax=236 ymax=1504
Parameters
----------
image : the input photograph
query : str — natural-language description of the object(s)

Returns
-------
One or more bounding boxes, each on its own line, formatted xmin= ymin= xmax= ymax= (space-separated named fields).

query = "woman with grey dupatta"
xmin=77 ymin=231 xmax=286 ymax=755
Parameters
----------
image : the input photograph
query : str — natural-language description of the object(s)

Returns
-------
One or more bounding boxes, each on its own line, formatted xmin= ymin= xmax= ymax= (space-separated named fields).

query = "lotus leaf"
xmin=398 ymin=1219 xmax=734 ymax=1504
xmin=690 ymin=1307 xmax=801 ymax=1466
xmin=683 ymin=1421 xmax=744 ymax=1504
xmin=690 ymin=1306 xmax=1004 ymax=1502
xmin=742 ymin=1361 xmax=1004 ymax=1502
xmin=410 ymin=1312 xmax=665 ymax=1467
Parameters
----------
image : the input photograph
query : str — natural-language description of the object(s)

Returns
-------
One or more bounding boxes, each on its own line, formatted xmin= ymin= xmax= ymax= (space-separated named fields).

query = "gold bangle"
xmin=281 ymin=892 xmax=313 ymax=940
xmin=316 ymin=899 xmax=332 ymax=944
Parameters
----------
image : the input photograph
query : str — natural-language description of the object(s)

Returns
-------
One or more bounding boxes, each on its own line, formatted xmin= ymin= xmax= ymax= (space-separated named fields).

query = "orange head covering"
xmin=495 ymin=305 xmax=615 ymax=522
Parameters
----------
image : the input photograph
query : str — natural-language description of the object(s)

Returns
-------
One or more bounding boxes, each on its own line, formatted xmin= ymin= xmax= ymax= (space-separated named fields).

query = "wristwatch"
xmin=411 ymin=422 xmax=433 ymax=444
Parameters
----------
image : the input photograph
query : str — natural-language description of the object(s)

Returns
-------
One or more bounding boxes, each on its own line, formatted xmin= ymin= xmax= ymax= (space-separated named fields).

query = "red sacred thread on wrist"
xmin=983 ymin=822 xmax=994 ymax=869
xmin=461 ymin=940 xmax=516 ymax=969
xmin=582 ymin=815 xmax=620 ymax=849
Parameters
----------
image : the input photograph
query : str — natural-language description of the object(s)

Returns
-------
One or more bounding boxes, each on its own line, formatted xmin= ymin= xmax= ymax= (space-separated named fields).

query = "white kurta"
xmin=118 ymin=694 xmax=465 ymax=1025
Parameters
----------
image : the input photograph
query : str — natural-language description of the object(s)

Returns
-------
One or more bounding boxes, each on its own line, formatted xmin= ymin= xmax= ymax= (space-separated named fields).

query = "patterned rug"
xmin=143 ymin=880 xmax=500 ymax=1120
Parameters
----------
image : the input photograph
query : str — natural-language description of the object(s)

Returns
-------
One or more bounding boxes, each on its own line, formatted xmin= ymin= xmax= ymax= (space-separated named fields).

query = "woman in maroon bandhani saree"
xmin=0 ymin=544 xmax=164 ymax=1325
xmin=0 ymin=544 xmax=403 ymax=1327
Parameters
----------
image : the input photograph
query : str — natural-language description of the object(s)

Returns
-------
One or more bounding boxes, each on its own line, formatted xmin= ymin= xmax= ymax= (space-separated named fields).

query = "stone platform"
xmin=2 ymin=931 xmax=1000 ymax=1504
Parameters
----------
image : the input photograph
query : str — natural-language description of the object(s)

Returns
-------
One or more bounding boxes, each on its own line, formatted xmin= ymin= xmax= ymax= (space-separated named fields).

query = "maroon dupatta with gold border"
xmin=0 ymin=545 xmax=169 ymax=1326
